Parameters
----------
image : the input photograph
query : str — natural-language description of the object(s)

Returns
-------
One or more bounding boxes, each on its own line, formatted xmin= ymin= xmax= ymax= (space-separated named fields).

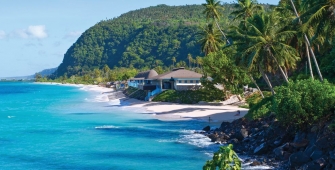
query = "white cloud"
xmin=64 ymin=31 xmax=82 ymax=39
xmin=0 ymin=30 xmax=6 ymax=39
xmin=15 ymin=25 xmax=48 ymax=39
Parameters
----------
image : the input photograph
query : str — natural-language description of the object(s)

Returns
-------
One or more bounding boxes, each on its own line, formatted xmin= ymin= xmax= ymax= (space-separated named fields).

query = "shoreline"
xmin=36 ymin=82 xmax=276 ymax=169
xmin=37 ymin=82 xmax=249 ymax=124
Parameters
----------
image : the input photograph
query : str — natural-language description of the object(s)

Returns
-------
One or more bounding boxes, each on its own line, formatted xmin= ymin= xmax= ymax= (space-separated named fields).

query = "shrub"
xmin=245 ymin=91 xmax=272 ymax=108
xmin=274 ymin=79 xmax=335 ymax=129
xmin=152 ymin=89 xmax=225 ymax=104
xmin=203 ymin=144 xmax=241 ymax=170
xmin=245 ymin=96 xmax=273 ymax=120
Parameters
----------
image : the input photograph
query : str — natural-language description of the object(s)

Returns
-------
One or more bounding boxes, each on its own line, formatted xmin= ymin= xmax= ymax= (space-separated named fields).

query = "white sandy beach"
xmin=39 ymin=82 xmax=248 ymax=123
xmin=89 ymin=84 xmax=248 ymax=123
xmin=120 ymin=98 xmax=248 ymax=122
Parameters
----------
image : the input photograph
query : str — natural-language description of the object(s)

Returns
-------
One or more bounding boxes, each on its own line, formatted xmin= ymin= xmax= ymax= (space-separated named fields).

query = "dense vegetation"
xmin=53 ymin=4 xmax=276 ymax=78
xmin=54 ymin=5 xmax=221 ymax=77
xmin=198 ymin=0 xmax=335 ymax=168
xmin=152 ymin=88 xmax=224 ymax=104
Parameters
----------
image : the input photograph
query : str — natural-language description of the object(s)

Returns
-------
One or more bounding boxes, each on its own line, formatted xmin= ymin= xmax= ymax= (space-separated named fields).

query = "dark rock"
xmin=307 ymin=133 xmax=317 ymax=146
xmin=329 ymin=151 xmax=335 ymax=160
xmin=274 ymin=139 xmax=282 ymax=146
xmin=293 ymin=132 xmax=307 ymax=143
xmin=283 ymin=151 xmax=292 ymax=160
xmin=305 ymin=145 xmax=317 ymax=157
xmin=303 ymin=162 xmax=321 ymax=170
xmin=229 ymin=138 xmax=239 ymax=145
xmin=220 ymin=121 xmax=230 ymax=130
xmin=207 ymin=134 xmax=218 ymax=142
xmin=291 ymin=138 xmax=309 ymax=148
xmin=254 ymin=142 xmax=268 ymax=155
xmin=289 ymin=151 xmax=310 ymax=167
xmin=310 ymin=150 xmax=323 ymax=160
xmin=234 ymin=128 xmax=248 ymax=141
xmin=250 ymin=161 xmax=261 ymax=166
xmin=273 ymin=146 xmax=284 ymax=158
xmin=202 ymin=126 xmax=210 ymax=132
xmin=273 ymin=143 xmax=289 ymax=159
xmin=315 ymin=135 xmax=335 ymax=150
xmin=314 ymin=158 xmax=326 ymax=168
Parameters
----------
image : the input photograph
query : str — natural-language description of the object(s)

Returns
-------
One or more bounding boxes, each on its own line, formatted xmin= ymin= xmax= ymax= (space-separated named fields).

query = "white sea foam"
xmin=156 ymin=139 xmax=175 ymax=143
xmin=108 ymin=99 xmax=121 ymax=105
xmin=242 ymin=163 xmax=273 ymax=170
xmin=177 ymin=130 xmax=214 ymax=148
xmin=7 ymin=116 xmax=15 ymax=118
xmin=93 ymin=94 xmax=110 ymax=102
xmin=95 ymin=125 xmax=119 ymax=129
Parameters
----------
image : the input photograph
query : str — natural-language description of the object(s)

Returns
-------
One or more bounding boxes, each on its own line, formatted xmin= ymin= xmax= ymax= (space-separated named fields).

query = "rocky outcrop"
xmin=199 ymin=115 xmax=335 ymax=169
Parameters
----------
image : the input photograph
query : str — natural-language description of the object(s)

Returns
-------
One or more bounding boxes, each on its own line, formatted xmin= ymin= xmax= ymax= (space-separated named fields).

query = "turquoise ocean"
xmin=0 ymin=82 xmax=219 ymax=170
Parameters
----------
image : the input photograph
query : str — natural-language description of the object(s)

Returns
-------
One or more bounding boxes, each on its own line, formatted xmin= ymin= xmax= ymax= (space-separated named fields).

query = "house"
xmin=150 ymin=67 xmax=202 ymax=91
xmin=128 ymin=69 xmax=159 ymax=90
xmin=128 ymin=67 xmax=204 ymax=100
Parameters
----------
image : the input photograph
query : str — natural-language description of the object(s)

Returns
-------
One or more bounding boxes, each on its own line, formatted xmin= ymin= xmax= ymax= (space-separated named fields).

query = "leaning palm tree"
xmin=202 ymin=0 xmax=230 ymax=44
xmin=234 ymin=12 xmax=300 ymax=95
xmin=302 ymin=0 xmax=335 ymax=45
xmin=277 ymin=0 xmax=314 ymax=79
xmin=199 ymin=23 xmax=224 ymax=56
xmin=287 ymin=0 xmax=326 ymax=81
xmin=231 ymin=0 xmax=264 ymax=97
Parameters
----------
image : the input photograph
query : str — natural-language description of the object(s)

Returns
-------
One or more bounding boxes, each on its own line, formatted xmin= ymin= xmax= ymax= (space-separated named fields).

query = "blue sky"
xmin=0 ymin=0 xmax=279 ymax=77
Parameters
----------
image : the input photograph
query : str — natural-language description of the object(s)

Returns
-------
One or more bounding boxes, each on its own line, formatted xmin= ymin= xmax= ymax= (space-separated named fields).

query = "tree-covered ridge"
xmin=55 ymin=4 xmax=267 ymax=77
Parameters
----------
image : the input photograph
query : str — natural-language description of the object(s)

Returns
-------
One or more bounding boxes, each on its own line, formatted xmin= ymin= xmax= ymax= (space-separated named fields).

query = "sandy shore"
xmin=120 ymin=98 xmax=248 ymax=122
xmin=39 ymin=82 xmax=248 ymax=123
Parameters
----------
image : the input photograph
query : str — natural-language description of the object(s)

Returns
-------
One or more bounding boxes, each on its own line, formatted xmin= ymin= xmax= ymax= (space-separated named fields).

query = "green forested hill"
xmin=55 ymin=4 xmax=235 ymax=77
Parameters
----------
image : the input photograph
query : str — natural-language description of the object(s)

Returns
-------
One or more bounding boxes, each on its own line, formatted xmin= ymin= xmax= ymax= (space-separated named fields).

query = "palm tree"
xmin=231 ymin=0 xmax=263 ymax=21
xmin=171 ymin=57 xmax=176 ymax=68
xmin=196 ymin=56 xmax=202 ymax=68
xmin=235 ymin=12 xmax=299 ymax=95
xmin=199 ymin=23 xmax=224 ymax=56
xmin=287 ymin=0 xmax=324 ymax=81
xmin=231 ymin=0 xmax=264 ymax=97
xmin=302 ymin=0 xmax=335 ymax=45
xmin=187 ymin=54 xmax=193 ymax=69
xmin=202 ymin=0 xmax=230 ymax=44
xmin=277 ymin=0 xmax=314 ymax=79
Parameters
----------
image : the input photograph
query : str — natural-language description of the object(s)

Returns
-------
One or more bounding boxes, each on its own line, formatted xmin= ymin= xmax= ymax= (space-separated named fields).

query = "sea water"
xmin=0 ymin=82 xmax=271 ymax=170
xmin=0 ymin=82 xmax=217 ymax=170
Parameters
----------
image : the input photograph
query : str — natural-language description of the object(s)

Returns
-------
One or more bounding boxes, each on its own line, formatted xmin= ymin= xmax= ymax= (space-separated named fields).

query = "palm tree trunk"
xmin=259 ymin=66 xmax=275 ymax=95
xmin=289 ymin=0 xmax=323 ymax=81
xmin=305 ymin=35 xmax=323 ymax=81
xmin=268 ymin=51 xmax=289 ymax=83
xmin=249 ymin=74 xmax=264 ymax=98
xmin=305 ymin=43 xmax=314 ymax=79
xmin=214 ymin=20 xmax=230 ymax=45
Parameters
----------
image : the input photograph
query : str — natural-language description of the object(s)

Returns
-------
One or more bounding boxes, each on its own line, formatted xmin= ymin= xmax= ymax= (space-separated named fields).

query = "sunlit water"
xmin=0 ymin=82 xmax=271 ymax=169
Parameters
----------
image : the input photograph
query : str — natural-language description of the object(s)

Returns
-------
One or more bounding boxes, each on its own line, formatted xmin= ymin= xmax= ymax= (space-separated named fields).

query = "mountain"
xmin=37 ymin=67 xmax=58 ymax=77
xmin=54 ymin=4 xmax=272 ymax=77
xmin=0 ymin=67 xmax=57 ymax=81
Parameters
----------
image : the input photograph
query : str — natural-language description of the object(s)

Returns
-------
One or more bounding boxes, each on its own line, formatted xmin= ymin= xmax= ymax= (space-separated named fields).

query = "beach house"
xmin=128 ymin=67 xmax=203 ymax=100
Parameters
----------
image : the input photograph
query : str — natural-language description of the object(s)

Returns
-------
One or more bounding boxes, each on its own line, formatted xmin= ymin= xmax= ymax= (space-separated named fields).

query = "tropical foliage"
xmin=203 ymin=144 xmax=241 ymax=170
xmin=275 ymin=79 xmax=335 ymax=129
xmin=54 ymin=4 xmax=243 ymax=77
